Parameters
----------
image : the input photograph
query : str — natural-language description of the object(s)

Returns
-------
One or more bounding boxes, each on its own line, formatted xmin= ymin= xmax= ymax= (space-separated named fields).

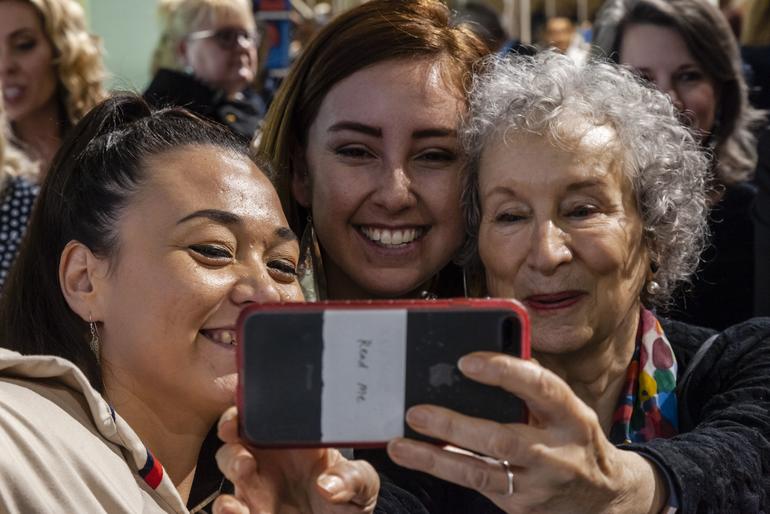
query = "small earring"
xmin=89 ymin=314 xmax=100 ymax=363
xmin=646 ymin=280 xmax=661 ymax=296
xmin=297 ymin=215 xmax=327 ymax=301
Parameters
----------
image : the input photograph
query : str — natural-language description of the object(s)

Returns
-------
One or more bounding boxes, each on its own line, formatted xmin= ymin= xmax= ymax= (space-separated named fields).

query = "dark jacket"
xmin=144 ymin=68 xmax=265 ymax=142
xmin=753 ymin=125 xmax=770 ymax=317
xmin=359 ymin=317 xmax=770 ymax=514
xmin=664 ymin=182 xmax=757 ymax=330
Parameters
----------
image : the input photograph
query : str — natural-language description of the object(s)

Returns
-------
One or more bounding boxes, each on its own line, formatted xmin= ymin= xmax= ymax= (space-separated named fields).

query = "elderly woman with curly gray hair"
xmin=373 ymin=52 xmax=770 ymax=513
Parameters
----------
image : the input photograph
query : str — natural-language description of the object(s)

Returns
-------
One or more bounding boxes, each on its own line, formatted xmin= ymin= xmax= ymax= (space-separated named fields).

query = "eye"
xmin=189 ymin=244 xmax=233 ymax=263
xmin=566 ymin=204 xmax=598 ymax=219
xmin=14 ymin=39 xmax=37 ymax=52
xmin=677 ymin=69 xmax=704 ymax=83
xmin=335 ymin=145 xmax=375 ymax=160
xmin=268 ymin=259 xmax=298 ymax=283
xmin=494 ymin=212 xmax=526 ymax=224
xmin=415 ymin=149 xmax=457 ymax=167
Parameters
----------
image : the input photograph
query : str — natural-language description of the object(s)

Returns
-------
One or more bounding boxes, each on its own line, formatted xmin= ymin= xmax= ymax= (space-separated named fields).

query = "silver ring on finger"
xmin=500 ymin=459 xmax=515 ymax=496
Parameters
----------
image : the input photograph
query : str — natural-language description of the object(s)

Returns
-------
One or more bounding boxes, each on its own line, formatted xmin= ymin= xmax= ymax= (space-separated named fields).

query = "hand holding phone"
xmin=237 ymin=298 xmax=530 ymax=448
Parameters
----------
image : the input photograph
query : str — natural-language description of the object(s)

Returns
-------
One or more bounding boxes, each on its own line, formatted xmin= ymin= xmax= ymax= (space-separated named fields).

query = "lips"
xmin=200 ymin=328 xmax=237 ymax=347
xmin=358 ymin=226 xmax=427 ymax=247
xmin=524 ymin=291 xmax=586 ymax=311
xmin=2 ymin=85 xmax=24 ymax=103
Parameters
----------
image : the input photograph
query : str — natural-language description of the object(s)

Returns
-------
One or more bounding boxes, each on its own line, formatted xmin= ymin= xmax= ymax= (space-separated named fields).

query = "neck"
xmin=103 ymin=373 xmax=216 ymax=504
xmin=12 ymin=99 xmax=63 ymax=178
xmin=534 ymin=307 xmax=640 ymax=434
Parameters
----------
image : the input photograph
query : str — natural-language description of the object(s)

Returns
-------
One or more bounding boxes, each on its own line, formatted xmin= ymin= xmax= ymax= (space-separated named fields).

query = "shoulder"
xmin=663 ymin=317 xmax=770 ymax=370
xmin=0 ymin=351 xmax=170 ymax=513
xmin=144 ymin=68 xmax=217 ymax=116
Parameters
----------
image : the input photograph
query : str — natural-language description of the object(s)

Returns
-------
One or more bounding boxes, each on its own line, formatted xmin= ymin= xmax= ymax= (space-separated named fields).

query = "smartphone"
xmin=236 ymin=298 xmax=530 ymax=448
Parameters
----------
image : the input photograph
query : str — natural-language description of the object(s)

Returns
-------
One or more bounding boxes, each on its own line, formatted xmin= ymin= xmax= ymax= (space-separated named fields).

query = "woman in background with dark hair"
xmin=593 ymin=0 xmax=765 ymax=329
xmin=0 ymin=95 xmax=385 ymax=513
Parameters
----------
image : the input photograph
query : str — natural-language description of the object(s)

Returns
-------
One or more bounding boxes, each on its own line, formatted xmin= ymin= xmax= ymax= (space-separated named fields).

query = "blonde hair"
xmin=742 ymin=0 xmax=770 ymax=46
xmin=151 ymin=0 xmax=254 ymax=74
xmin=24 ymin=0 xmax=108 ymax=127
xmin=1 ymin=108 xmax=36 ymax=190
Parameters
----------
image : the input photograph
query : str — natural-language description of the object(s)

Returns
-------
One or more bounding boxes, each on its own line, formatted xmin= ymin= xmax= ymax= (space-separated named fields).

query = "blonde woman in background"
xmin=0 ymin=0 xmax=107 ymax=176
xmin=145 ymin=0 xmax=265 ymax=141
xmin=0 ymin=103 xmax=35 ymax=291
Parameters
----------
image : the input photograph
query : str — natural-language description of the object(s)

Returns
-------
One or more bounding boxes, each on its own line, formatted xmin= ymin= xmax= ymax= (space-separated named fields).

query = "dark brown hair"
xmin=256 ymin=0 xmax=490 ymax=235
xmin=593 ymin=0 xmax=764 ymax=185
xmin=0 ymin=94 xmax=246 ymax=390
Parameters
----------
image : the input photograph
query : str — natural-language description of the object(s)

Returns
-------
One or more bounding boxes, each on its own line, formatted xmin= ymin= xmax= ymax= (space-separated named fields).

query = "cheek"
xmin=478 ymin=227 xmax=520 ymax=294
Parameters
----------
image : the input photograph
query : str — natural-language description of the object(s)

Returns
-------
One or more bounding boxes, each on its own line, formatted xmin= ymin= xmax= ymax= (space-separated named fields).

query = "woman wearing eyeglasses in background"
xmin=0 ymin=0 xmax=107 ymax=176
xmin=145 ymin=0 xmax=265 ymax=141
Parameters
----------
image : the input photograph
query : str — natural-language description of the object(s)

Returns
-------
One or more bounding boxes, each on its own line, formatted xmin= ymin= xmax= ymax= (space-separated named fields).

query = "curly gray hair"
xmin=461 ymin=51 xmax=710 ymax=307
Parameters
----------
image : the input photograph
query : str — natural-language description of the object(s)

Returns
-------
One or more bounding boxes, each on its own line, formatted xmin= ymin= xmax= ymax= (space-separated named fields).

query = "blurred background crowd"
xmin=1 ymin=0 xmax=768 ymax=329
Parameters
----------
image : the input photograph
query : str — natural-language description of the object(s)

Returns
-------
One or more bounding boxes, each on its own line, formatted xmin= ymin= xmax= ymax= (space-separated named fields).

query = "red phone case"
xmin=236 ymin=298 xmax=530 ymax=448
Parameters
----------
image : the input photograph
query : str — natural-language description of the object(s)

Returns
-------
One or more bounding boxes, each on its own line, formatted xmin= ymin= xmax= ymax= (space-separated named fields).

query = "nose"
xmin=654 ymin=77 xmax=684 ymax=112
xmin=229 ymin=267 xmax=283 ymax=305
xmin=371 ymin=161 xmax=417 ymax=213
xmin=0 ymin=49 xmax=18 ymax=76
xmin=526 ymin=220 xmax=572 ymax=274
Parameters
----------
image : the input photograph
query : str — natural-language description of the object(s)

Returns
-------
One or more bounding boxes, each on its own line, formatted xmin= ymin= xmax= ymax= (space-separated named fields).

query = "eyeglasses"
xmin=187 ymin=27 xmax=258 ymax=50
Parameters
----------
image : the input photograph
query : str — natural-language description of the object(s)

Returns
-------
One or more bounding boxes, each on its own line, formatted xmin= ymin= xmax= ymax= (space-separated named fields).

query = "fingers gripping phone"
xmin=236 ymin=298 xmax=530 ymax=448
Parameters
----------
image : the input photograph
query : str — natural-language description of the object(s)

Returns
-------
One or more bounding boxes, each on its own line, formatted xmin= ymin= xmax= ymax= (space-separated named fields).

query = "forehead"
xmin=138 ymin=145 xmax=284 ymax=224
xmin=192 ymin=4 xmax=254 ymax=30
xmin=316 ymin=58 xmax=464 ymax=125
xmin=619 ymin=23 xmax=695 ymax=68
xmin=0 ymin=1 xmax=44 ymax=34
xmin=480 ymin=127 xmax=625 ymax=189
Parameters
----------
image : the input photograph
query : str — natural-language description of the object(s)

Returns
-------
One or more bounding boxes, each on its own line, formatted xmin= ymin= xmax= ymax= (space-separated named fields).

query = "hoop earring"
xmin=298 ymin=215 xmax=327 ymax=301
xmin=88 ymin=314 xmax=100 ymax=363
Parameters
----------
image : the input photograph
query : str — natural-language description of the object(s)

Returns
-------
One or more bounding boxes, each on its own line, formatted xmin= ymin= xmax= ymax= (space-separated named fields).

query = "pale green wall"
xmin=84 ymin=0 xmax=160 ymax=92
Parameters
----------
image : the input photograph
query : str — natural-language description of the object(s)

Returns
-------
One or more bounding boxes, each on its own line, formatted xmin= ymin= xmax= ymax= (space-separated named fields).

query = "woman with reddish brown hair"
xmin=256 ymin=0 xmax=491 ymax=302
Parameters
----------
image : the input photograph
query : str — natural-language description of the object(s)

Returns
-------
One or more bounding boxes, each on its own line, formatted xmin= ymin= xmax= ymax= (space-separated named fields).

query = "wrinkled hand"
xmin=213 ymin=407 xmax=379 ymax=514
xmin=385 ymin=352 xmax=667 ymax=514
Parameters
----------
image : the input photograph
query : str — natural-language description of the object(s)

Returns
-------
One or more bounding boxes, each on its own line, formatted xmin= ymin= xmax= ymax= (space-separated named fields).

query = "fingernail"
xmin=387 ymin=439 xmax=410 ymax=460
xmin=406 ymin=407 xmax=429 ymax=427
xmin=218 ymin=408 xmax=237 ymax=431
xmin=458 ymin=355 xmax=484 ymax=374
xmin=317 ymin=474 xmax=344 ymax=495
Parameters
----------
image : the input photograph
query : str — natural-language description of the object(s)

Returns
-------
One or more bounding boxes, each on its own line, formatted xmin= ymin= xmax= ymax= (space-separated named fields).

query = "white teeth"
xmin=3 ymin=87 xmax=22 ymax=101
xmin=360 ymin=227 xmax=423 ymax=246
xmin=204 ymin=329 xmax=237 ymax=346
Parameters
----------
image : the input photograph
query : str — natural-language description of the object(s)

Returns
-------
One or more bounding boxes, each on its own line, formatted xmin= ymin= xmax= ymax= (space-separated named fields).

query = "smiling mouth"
xmin=524 ymin=291 xmax=586 ymax=311
xmin=3 ymin=86 xmax=24 ymax=102
xmin=200 ymin=329 xmax=237 ymax=347
xmin=357 ymin=226 xmax=427 ymax=247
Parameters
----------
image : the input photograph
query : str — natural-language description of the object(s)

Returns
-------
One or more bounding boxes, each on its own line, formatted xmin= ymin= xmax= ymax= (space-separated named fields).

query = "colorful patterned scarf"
xmin=609 ymin=308 xmax=679 ymax=444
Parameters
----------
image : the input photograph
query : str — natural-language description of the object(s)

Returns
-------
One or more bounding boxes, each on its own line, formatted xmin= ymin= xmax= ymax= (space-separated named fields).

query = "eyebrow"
xmin=328 ymin=121 xmax=456 ymax=139
xmin=275 ymin=226 xmax=298 ymax=242
xmin=177 ymin=209 xmax=241 ymax=226
xmin=565 ymin=179 xmax=608 ymax=192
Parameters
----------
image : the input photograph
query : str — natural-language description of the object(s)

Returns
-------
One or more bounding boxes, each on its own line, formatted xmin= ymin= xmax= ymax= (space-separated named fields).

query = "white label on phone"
xmin=321 ymin=309 xmax=407 ymax=442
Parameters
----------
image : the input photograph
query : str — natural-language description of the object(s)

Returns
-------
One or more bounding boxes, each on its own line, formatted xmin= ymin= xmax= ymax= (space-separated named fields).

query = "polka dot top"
xmin=0 ymin=175 xmax=38 ymax=290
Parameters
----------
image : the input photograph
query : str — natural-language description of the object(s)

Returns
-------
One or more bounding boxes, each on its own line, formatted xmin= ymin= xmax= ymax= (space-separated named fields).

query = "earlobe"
xmin=59 ymin=241 xmax=108 ymax=322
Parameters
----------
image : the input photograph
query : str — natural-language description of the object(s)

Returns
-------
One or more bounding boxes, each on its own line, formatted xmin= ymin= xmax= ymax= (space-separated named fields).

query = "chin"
xmin=531 ymin=324 xmax=591 ymax=354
